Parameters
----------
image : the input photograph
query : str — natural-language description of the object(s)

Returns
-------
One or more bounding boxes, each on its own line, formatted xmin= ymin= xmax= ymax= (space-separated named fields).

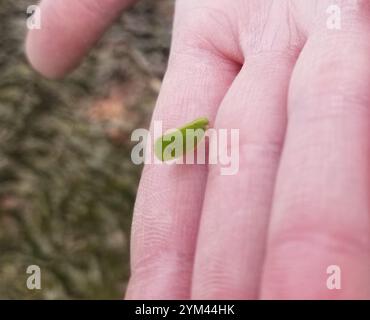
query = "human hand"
xmin=27 ymin=0 xmax=370 ymax=299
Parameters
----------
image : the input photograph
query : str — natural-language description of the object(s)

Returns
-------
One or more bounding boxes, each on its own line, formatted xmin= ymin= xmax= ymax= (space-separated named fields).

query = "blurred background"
xmin=0 ymin=0 xmax=173 ymax=299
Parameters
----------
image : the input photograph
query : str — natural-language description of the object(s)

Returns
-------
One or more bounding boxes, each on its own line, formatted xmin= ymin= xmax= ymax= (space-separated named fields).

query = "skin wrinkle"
xmin=173 ymin=6 xmax=243 ymax=64
xmin=131 ymin=170 xmax=205 ymax=266
xmin=26 ymin=0 xmax=370 ymax=300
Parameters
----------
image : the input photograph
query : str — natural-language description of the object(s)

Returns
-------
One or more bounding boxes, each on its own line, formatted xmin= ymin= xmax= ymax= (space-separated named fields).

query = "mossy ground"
xmin=0 ymin=0 xmax=173 ymax=299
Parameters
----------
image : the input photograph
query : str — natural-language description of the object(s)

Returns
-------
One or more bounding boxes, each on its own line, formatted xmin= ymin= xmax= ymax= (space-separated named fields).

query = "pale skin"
xmin=26 ymin=0 xmax=370 ymax=299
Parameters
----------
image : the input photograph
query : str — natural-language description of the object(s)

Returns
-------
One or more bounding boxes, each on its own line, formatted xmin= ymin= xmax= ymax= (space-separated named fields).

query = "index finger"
xmin=26 ymin=0 xmax=135 ymax=78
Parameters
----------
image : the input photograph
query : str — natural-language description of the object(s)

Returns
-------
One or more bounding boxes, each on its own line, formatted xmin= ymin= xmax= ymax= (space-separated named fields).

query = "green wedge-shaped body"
xmin=154 ymin=117 xmax=209 ymax=162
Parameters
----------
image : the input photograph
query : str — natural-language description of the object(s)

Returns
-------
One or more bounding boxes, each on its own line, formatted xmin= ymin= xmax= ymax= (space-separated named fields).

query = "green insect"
xmin=154 ymin=117 xmax=209 ymax=162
